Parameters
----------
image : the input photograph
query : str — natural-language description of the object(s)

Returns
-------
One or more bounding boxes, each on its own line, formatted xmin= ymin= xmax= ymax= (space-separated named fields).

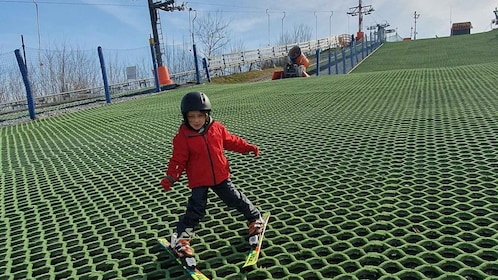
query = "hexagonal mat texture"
xmin=2 ymin=41 xmax=498 ymax=280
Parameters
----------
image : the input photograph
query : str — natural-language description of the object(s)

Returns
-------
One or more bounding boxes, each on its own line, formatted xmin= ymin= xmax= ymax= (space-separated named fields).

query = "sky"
xmin=1 ymin=0 xmax=498 ymax=55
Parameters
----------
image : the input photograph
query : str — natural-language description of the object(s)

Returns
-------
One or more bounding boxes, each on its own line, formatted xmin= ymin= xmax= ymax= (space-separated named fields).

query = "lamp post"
xmin=329 ymin=11 xmax=334 ymax=46
xmin=266 ymin=8 xmax=270 ymax=46
xmin=281 ymin=11 xmax=286 ymax=43
xmin=314 ymin=11 xmax=318 ymax=42
xmin=33 ymin=0 xmax=42 ymax=66
xmin=189 ymin=8 xmax=200 ymax=84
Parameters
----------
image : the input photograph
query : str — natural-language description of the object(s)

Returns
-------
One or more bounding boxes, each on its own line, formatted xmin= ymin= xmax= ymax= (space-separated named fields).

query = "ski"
xmin=243 ymin=212 xmax=271 ymax=268
xmin=157 ymin=237 xmax=210 ymax=280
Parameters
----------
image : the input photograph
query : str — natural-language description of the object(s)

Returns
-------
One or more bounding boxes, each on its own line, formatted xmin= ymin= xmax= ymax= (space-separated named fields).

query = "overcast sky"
xmin=1 ymin=0 xmax=497 ymax=54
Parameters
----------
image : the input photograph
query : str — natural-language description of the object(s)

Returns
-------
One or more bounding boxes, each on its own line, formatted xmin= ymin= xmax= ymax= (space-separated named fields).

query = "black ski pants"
xmin=176 ymin=179 xmax=260 ymax=235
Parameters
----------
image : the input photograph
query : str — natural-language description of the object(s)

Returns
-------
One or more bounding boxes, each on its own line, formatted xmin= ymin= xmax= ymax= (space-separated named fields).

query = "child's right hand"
xmin=160 ymin=177 xmax=172 ymax=191
xmin=249 ymin=144 xmax=259 ymax=157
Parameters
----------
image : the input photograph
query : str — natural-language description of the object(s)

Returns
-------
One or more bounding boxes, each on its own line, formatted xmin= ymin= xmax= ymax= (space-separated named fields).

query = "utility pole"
xmin=281 ymin=11 xmax=286 ymax=43
xmin=266 ymin=9 xmax=270 ymax=46
xmin=367 ymin=22 xmax=390 ymax=43
xmin=314 ymin=11 xmax=318 ymax=42
xmin=33 ymin=0 xmax=42 ymax=66
xmin=493 ymin=7 xmax=498 ymax=25
xmin=147 ymin=0 xmax=186 ymax=67
xmin=347 ymin=0 xmax=374 ymax=40
xmin=413 ymin=11 xmax=420 ymax=40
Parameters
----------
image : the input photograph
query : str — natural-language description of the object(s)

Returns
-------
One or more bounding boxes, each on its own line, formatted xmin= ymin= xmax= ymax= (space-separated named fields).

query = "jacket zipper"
xmin=203 ymin=134 xmax=217 ymax=185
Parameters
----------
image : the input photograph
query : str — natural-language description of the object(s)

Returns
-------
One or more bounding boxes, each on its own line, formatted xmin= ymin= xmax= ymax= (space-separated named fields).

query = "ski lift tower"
xmin=148 ymin=0 xmax=186 ymax=84
xmin=347 ymin=0 xmax=374 ymax=41
xmin=367 ymin=22 xmax=390 ymax=43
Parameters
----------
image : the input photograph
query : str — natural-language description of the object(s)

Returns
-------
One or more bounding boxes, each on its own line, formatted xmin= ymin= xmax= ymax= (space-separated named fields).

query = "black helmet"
xmin=180 ymin=91 xmax=211 ymax=115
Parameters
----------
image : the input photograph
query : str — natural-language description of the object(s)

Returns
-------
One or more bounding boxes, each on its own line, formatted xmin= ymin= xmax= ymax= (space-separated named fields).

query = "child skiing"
xmin=160 ymin=91 xmax=264 ymax=269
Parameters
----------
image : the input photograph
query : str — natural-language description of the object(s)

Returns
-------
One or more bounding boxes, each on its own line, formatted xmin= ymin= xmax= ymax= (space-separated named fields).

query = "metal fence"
xmin=1 ymin=33 xmax=383 ymax=122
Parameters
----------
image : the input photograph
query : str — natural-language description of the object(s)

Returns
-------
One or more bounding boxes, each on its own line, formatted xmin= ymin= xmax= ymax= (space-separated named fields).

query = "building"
xmin=451 ymin=22 xmax=472 ymax=36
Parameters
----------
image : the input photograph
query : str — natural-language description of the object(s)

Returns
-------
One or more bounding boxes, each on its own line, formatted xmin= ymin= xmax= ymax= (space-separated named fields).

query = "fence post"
xmin=193 ymin=43 xmax=201 ymax=84
xmin=202 ymin=58 xmax=211 ymax=83
xmin=349 ymin=43 xmax=354 ymax=71
xmin=328 ymin=48 xmax=332 ymax=75
xmin=362 ymin=39 xmax=365 ymax=60
xmin=366 ymin=37 xmax=369 ymax=55
xmin=149 ymin=40 xmax=161 ymax=92
xmin=355 ymin=42 xmax=359 ymax=64
xmin=14 ymin=49 xmax=36 ymax=120
xmin=342 ymin=48 xmax=346 ymax=74
xmin=334 ymin=49 xmax=339 ymax=75
xmin=315 ymin=48 xmax=320 ymax=76
xmin=97 ymin=46 xmax=111 ymax=103
xmin=371 ymin=36 xmax=375 ymax=53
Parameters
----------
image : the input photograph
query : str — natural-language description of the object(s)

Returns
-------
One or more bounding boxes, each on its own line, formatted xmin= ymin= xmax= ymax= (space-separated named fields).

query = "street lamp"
xmin=33 ymin=0 xmax=42 ymax=66
xmin=281 ymin=11 xmax=286 ymax=43
xmin=189 ymin=8 xmax=197 ymax=44
xmin=329 ymin=11 xmax=334 ymax=46
xmin=314 ymin=11 xmax=318 ymax=42
xmin=189 ymin=8 xmax=200 ymax=84
xmin=266 ymin=8 xmax=270 ymax=46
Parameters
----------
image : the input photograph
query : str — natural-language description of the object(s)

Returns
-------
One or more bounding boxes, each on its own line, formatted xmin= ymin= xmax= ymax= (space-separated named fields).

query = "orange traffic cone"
xmin=158 ymin=65 xmax=174 ymax=85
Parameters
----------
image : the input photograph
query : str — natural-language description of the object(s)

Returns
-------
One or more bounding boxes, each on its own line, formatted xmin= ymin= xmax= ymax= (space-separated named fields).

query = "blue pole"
xmin=362 ymin=39 xmax=365 ymax=60
xmin=349 ymin=44 xmax=354 ymax=71
xmin=315 ymin=48 xmax=320 ymax=76
xmin=14 ymin=49 xmax=36 ymax=120
xmin=149 ymin=42 xmax=160 ymax=92
xmin=366 ymin=35 xmax=369 ymax=56
xmin=334 ymin=49 xmax=339 ymax=75
xmin=193 ymin=44 xmax=200 ymax=84
xmin=202 ymin=58 xmax=211 ymax=83
xmin=328 ymin=48 xmax=331 ymax=75
xmin=355 ymin=42 xmax=359 ymax=65
xmin=97 ymin=46 xmax=111 ymax=104
xmin=342 ymin=48 xmax=346 ymax=74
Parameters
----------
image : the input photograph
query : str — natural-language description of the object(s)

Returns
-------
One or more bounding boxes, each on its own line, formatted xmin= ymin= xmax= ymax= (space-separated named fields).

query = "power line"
xmin=0 ymin=0 xmax=144 ymax=7
xmin=347 ymin=0 xmax=374 ymax=34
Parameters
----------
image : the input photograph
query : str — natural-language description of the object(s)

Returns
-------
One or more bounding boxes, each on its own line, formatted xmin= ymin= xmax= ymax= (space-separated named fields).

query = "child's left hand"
xmin=160 ymin=177 xmax=173 ymax=191
xmin=249 ymin=144 xmax=259 ymax=156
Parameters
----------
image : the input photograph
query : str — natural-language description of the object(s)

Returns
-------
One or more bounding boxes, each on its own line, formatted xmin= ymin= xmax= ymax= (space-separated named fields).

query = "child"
xmin=160 ymin=91 xmax=264 ymax=269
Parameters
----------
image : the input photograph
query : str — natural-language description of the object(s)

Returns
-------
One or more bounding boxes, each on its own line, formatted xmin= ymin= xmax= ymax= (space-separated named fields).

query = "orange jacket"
xmin=166 ymin=121 xmax=255 ymax=188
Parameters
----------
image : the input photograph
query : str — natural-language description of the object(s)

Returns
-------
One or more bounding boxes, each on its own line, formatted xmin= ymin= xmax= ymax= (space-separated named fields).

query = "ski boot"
xmin=171 ymin=229 xmax=196 ymax=270
xmin=248 ymin=217 xmax=265 ymax=248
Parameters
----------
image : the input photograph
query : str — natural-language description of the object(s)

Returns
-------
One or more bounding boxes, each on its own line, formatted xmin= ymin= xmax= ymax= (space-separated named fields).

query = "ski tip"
xmin=157 ymin=237 xmax=170 ymax=245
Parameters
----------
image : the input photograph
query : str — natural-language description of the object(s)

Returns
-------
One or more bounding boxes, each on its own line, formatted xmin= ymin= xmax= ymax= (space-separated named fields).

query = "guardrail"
xmin=0 ymin=78 xmax=154 ymax=115
xmin=2 ymin=34 xmax=382 ymax=120
xmin=205 ymin=37 xmax=340 ymax=73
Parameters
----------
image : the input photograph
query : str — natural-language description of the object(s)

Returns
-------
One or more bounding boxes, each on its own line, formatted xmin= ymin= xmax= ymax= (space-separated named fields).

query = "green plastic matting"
xmin=2 ymin=34 xmax=498 ymax=280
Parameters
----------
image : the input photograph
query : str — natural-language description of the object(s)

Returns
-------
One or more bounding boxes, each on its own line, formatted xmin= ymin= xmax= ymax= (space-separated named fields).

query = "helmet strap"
xmin=197 ymin=116 xmax=212 ymax=134
xmin=182 ymin=115 xmax=212 ymax=134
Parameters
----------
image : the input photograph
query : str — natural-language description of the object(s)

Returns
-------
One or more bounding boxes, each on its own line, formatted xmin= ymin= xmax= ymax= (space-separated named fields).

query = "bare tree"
xmin=33 ymin=42 xmax=101 ymax=94
xmin=283 ymin=24 xmax=313 ymax=45
xmin=195 ymin=10 xmax=231 ymax=58
xmin=228 ymin=39 xmax=247 ymax=73
xmin=293 ymin=24 xmax=313 ymax=44
xmin=229 ymin=39 xmax=245 ymax=54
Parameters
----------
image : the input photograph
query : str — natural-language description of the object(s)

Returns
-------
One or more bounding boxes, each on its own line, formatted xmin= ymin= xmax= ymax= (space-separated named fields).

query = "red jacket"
xmin=166 ymin=121 xmax=255 ymax=188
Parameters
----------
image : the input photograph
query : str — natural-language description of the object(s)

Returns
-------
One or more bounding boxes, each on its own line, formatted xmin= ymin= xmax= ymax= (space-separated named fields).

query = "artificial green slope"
xmin=354 ymin=29 xmax=498 ymax=72
xmin=1 ymin=32 xmax=498 ymax=280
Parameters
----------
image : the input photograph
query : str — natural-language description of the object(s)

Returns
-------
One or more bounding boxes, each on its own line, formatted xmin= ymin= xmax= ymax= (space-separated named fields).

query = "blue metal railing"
xmin=5 ymin=34 xmax=384 ymax=121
